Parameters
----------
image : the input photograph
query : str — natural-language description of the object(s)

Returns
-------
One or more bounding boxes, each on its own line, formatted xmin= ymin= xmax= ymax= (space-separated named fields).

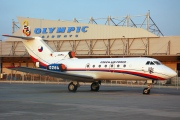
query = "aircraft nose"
xmin=168 ymin=69 xmax=177 ymax=78
xmin=161 ymin=66 xmax=177 ymax=79
xmin=171 ymin=70 xmax=177 ymax=77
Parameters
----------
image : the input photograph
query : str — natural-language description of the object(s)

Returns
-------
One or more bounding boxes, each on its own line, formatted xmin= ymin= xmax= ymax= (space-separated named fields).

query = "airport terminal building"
xmin=1 ymin=13 xmax=180 ymax=81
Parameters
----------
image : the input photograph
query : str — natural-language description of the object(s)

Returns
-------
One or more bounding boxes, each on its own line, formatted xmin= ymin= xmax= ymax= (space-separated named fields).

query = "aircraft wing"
xmin=7 ymin=66 xmax=94 ymax=82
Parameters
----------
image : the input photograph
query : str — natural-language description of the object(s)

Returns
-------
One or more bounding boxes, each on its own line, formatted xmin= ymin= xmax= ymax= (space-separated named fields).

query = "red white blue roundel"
xmin=38 ymin=46 xmax=43 ymax=52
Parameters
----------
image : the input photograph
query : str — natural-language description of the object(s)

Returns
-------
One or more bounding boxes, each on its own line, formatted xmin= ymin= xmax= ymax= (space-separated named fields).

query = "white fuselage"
xmin=43 ymin=57 xmax=176 ymax=81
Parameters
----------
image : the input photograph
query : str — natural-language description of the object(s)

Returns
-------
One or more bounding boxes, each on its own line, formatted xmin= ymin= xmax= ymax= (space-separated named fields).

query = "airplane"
xmin=2 ymin=35 xmax=177 ymax=94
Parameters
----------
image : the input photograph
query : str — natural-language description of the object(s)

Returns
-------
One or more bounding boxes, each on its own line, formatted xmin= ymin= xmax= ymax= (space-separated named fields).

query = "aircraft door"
xmin=109 ymin=63 xmax=115 ymax=72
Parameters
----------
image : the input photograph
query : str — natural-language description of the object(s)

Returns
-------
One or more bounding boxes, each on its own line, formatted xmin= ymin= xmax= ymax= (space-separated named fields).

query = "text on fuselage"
xmin=100 ymin=61 xmax=126 ymax=64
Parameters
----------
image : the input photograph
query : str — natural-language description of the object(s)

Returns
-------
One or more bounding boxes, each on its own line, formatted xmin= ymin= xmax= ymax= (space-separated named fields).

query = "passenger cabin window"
xmin=104 ymin=65 xmax=107 ymax=68
xmin=93 ymin=65 xmax=95 ymax=68
xmin=117 ymin=64 xmax=120 ymax=67
xmin=99 ymin=65 xmax=101 ymax=68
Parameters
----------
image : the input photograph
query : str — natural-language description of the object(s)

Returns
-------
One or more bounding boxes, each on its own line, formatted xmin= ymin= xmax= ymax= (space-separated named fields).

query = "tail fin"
xmin=2 ymin=35 xmax=54 ymax=66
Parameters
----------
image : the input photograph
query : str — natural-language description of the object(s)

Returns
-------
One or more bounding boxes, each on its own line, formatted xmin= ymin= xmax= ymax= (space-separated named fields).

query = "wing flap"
xmin=7 ymin=67 xmax=94 ymax=82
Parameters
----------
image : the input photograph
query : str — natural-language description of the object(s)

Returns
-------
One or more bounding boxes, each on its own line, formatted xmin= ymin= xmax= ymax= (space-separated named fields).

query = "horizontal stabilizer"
xmin=2 ymin=35 xmax=34 ymax=40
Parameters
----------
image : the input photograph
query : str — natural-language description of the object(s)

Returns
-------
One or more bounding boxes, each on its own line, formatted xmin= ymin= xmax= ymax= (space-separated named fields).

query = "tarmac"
xmin=0 ymin=83 xmax=180 ymax=120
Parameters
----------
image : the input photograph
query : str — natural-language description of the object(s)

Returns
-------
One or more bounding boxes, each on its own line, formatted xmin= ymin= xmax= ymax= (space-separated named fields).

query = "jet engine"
xmin=51 ymin=51 xmax=75 ymax=59
xmin=68 ymin=51 xmax=75 ymax=58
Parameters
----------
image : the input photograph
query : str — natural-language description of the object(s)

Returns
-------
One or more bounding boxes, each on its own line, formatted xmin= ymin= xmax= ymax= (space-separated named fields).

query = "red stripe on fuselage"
xmin=30 ymin=55 xmax=48 ymax=67
xmin=30 ymin=55 xmax=38 ymax=62
xmin=66 ymin=68 xmax=166 ymax=80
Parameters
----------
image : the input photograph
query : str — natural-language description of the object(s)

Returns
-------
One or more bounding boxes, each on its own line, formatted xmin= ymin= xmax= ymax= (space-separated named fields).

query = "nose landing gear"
xmin=143 ymin=84 xmax=151 ymax=94
xmin=143 ymin=80 xmax=153 ymax=95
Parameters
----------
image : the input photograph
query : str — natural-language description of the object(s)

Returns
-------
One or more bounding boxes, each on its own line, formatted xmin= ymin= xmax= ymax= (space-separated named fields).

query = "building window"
xmin=57 ymin=35 xmax=61 ymax=38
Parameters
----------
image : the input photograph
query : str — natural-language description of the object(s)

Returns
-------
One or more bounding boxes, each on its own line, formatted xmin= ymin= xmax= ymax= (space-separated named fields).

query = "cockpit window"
xmin=146 ymin=61 xmax=150 ymax=65
xmin=146 ymin=61 xmax=162 ymax=65
xmin=153 ymin=61 xmax=161 ymax=65
xmin=150 ymin=61 xmax=155 ymax=65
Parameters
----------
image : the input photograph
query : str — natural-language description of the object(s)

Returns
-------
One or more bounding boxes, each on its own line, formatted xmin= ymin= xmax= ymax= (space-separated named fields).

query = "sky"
xmin=0 ymin=0 xmax=180 ymax=40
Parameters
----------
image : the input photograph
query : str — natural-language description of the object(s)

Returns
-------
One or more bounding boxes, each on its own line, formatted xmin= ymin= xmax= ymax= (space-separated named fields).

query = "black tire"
xmin=143 ymin=88 xmax=150 ymax=95
xmin=91 ymin=82 xmax=100 ymax=91
xmin=68 ymin=83 xmax=77 ymax=92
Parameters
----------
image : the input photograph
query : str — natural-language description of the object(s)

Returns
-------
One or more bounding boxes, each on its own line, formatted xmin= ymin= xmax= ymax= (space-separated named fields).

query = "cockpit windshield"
xmin=153 ymin=61 xmax=161 ymax=65
xmin=150 ymin=61 xmax=155 ymax=65
xmin=146 ymin=61 xmax=150 ymax=65
xmin=146 ymin=61 xmax=162 ymax=65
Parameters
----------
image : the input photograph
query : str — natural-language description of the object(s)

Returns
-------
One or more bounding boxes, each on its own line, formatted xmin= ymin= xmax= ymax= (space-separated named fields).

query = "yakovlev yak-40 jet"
xmin=3 ymin=35 xmax=177 ymax=94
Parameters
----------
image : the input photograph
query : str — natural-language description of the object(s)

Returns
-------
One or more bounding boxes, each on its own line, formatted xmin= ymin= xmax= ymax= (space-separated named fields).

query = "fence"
xmin=0 ymin=73 xmax=180 ymax=89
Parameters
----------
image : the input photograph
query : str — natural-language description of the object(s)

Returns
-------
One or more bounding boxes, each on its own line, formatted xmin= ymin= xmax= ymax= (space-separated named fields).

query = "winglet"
xmin=2 ymin=35 xmax=34 ymax=40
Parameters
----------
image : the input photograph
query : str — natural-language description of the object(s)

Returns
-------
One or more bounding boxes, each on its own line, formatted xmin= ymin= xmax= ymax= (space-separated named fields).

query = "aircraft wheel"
xmin=91 ymin=82 xmax=100 ymax=91
xmin=143 ymin=88 xmax=150 ymax=95
xmin=68 ymin=82 xmax=77 ymax=92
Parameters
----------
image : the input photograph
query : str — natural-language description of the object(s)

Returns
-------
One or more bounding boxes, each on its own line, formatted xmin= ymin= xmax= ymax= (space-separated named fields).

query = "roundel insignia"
xmin=38 ymin=46 xmax=43 ymax=52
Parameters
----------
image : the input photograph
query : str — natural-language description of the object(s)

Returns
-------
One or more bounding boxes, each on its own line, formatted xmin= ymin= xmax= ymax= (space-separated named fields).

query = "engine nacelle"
xmin=68 ymin=51 xmax=75 ymax=58
xmin=47 ymin=64 xmax=67 ymax=72
xmin=51 ymin=51 xmax=75 ymax=59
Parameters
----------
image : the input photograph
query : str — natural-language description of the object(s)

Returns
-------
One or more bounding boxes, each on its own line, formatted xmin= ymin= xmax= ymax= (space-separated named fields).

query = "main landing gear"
xmin=68 ymin=81 xmax=101 ymax=92
xmin=91 ymin=81 xmax=101 ymax=92
xmin=68 ymin=82 xmax=79 ymax=92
